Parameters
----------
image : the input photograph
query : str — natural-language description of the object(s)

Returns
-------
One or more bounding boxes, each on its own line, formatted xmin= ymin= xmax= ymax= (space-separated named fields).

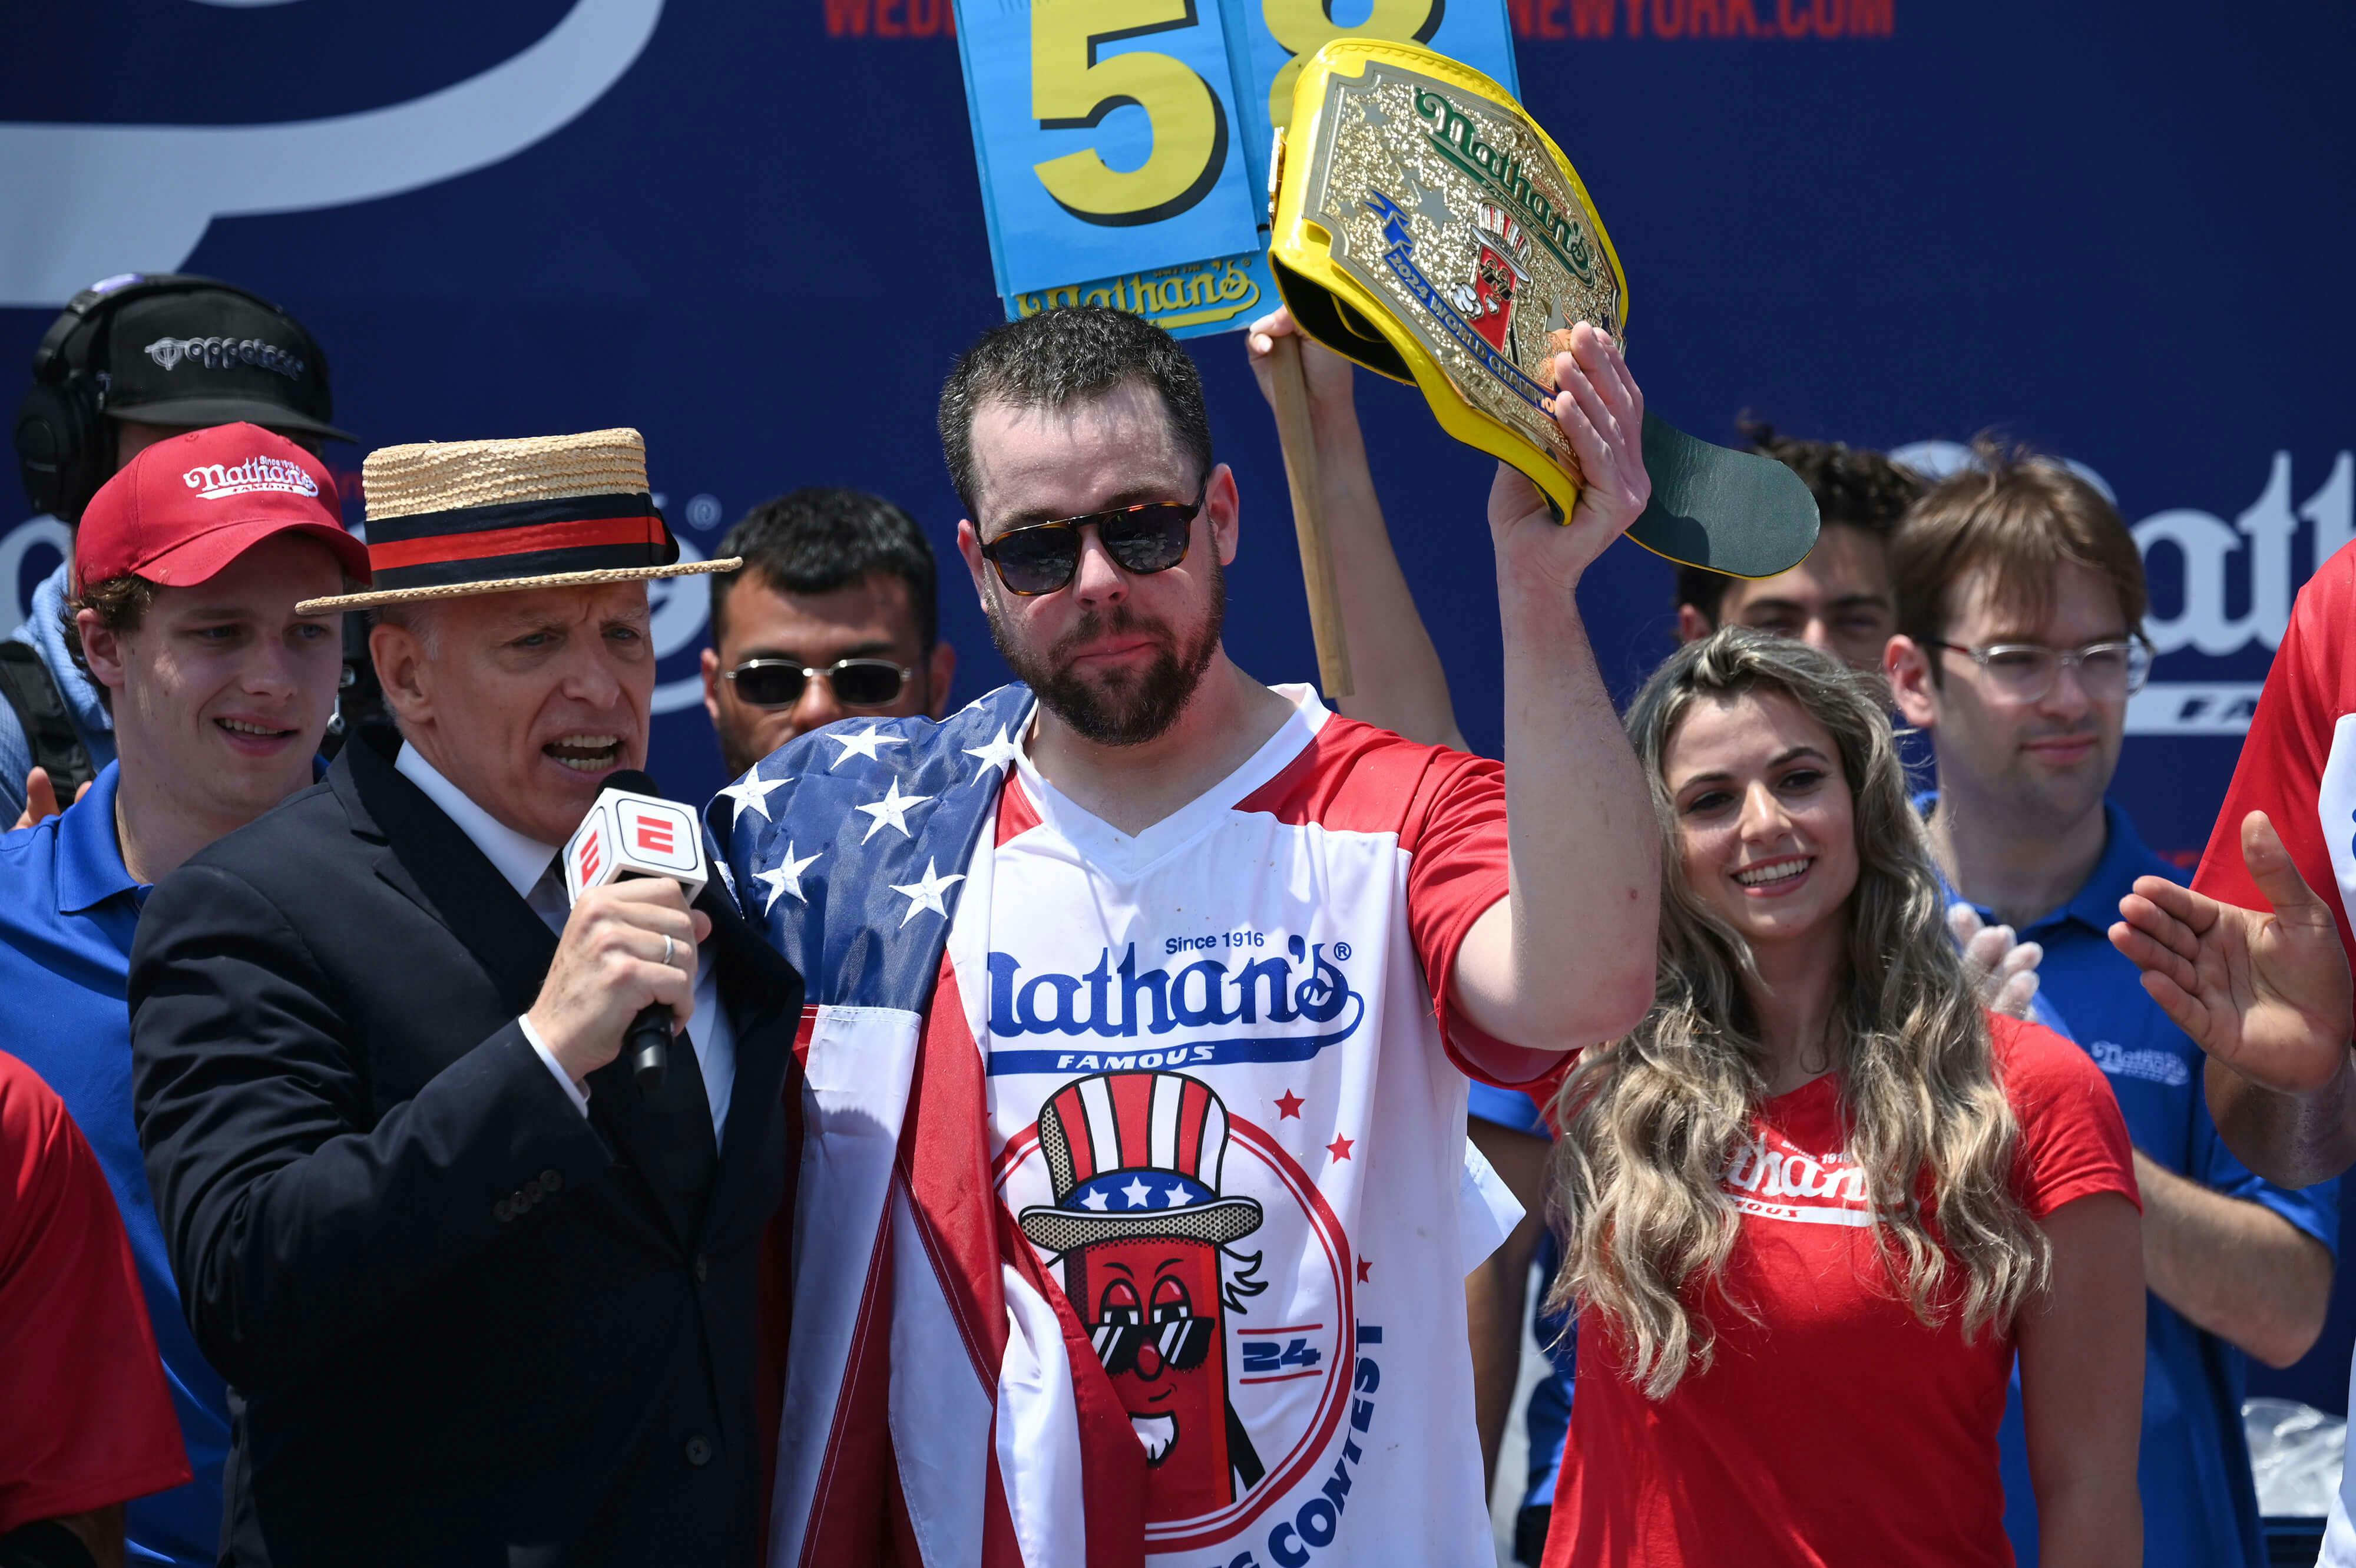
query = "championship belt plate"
xmin=1269 ymin=40 xmax=1819 ymax=578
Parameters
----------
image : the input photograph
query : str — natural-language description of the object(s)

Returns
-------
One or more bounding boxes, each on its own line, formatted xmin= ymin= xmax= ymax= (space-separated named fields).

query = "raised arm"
xmin=1444 ymin=323 xmax=1660 ymax=1060
xmin=2110 ymin=810 xmax=2356 ymax=1186
xmin=1243 ymin=309 xmax=1466 ymax=750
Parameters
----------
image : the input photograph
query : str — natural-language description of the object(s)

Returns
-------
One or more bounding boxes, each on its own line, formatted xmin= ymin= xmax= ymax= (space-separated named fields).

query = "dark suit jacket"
xmin=128 ymin=733 xmax=802 ymax=1568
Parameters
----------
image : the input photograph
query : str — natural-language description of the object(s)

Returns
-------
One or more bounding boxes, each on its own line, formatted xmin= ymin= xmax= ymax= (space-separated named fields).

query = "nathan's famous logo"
xmin=1014 ymin=253 xmax=1262 ymax=335
xmin=1453 ymin=201 xmax=1532 ymax=355
xmin=183 ymin=455 xmax=319 ymax=501
xmin=1413 ymin=88 xmax=1595 ymax=283
xmin=1001 ymin=1070 xmax=1370 ymax=1559
xmin=985 ymin=936 xmax=1365 ymax=1077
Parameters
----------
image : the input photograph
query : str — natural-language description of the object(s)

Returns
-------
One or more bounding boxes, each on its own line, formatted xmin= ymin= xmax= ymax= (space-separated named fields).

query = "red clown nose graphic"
xmin=1019 ymin=1072 xmax=1269 ymax=1523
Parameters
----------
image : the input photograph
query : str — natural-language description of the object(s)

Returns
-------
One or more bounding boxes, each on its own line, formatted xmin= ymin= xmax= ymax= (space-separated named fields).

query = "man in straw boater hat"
xmin=126 ymin=428 xmax=805 ymax=1566
xmin=722 ymin=303 xmax=1659 ymax=1566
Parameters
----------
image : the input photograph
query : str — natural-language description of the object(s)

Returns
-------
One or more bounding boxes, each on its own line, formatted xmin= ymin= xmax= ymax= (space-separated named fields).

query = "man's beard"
xmin=987 ymin=563 xmax=1225 ymax=747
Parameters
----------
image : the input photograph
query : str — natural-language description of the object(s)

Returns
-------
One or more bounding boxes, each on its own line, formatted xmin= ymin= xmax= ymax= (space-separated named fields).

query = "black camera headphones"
xmin=12 ymin=273 xmax=290 ymax=522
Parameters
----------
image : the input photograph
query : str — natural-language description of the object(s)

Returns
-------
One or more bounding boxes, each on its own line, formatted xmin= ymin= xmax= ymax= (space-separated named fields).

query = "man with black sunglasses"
xmin=699 ymin=488 xmax=957 ymax=777
xmin=723 ymin=303 xmax=1661 ymax=1566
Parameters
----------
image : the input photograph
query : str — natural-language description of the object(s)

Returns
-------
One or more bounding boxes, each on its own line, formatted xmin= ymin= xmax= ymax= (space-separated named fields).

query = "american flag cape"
xmin=708 ymin=684 xmax=1147 ymax=1568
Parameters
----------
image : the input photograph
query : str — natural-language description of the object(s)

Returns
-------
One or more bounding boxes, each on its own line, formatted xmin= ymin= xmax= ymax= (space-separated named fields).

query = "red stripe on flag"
xmin=897 ymin=957 xmax=1011 ymax=1390
xmin=995 ymin=774 xmax=1043 ymax=846
xmin=366 ymin=513 xmax=663 ymax=570
xmin=797 ymin=1181 xmax=902 ymax=1568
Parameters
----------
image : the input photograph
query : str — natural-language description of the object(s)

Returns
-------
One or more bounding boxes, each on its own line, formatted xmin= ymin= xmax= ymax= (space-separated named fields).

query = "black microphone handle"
xmin=626 ymin=1003 xmax=671 ymax=1098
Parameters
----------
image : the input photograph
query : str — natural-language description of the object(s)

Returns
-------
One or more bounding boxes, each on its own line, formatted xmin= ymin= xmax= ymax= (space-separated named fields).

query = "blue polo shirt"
xmin=1925 ymin=796 xmax=2342 ymax=1568
xmin=0 ymin=763 xmax=225 ymax=1564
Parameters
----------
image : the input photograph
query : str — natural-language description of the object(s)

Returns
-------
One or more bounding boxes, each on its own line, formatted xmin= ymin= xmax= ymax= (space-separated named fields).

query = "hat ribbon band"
xmin=368 ymin=513 xmax=664 ymax=571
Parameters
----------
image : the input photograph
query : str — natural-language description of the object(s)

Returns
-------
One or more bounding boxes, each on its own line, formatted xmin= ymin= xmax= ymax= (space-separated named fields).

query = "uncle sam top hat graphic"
xmin=1019 ymin=1073 xmax=1265 ymax=1256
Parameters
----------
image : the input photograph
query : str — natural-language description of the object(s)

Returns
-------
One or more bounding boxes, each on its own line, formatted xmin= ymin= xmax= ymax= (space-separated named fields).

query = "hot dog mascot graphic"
xmin=1019 ymin=1072 xmax=1271 ymax=1521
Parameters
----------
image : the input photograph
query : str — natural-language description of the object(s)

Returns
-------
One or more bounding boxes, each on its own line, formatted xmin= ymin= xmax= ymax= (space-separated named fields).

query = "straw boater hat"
xmin=296 ymin=428 xmax=736 ymax=613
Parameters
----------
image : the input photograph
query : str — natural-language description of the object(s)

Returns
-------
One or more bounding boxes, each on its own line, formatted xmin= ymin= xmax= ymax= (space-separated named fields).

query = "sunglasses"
xmin=722 ymin=656 xmax=913 ymax=710
xmin=1089 ymin=1312 xmax=1216 ymax=1377
xmin=978 ymin=487 xmax=1205 ymax=596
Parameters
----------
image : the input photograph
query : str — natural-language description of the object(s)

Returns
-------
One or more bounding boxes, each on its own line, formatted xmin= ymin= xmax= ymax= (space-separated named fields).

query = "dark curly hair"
xmin=1676 ymin=418 xmax=1925 ymax=623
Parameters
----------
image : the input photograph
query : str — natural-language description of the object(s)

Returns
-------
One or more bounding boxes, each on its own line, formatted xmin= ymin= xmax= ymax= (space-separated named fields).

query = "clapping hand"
xmin=2109 ymin=811 xmax=2354 ymax=1094
xmin=1950 ymin=904 xmax=2044 ymax=1021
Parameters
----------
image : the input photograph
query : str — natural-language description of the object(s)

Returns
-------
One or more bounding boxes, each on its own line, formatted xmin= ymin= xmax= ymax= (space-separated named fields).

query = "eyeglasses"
xmin=1088 ymin=1312 xmax=1216 ymax=1377
xmin=978 ymin=488 xmax=1205 ymax=596
xmin=1927 ymin=639 xmax=2152 ymax=701
xmin=722 ymin=656 xmax=914 ymax=710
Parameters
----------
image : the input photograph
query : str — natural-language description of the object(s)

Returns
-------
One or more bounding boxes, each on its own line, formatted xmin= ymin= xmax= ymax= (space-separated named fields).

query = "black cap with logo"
xmin=15 ymin=273 xmax=351 ymax=522
xmin=97 ymin=285 xmax=349 ymax=441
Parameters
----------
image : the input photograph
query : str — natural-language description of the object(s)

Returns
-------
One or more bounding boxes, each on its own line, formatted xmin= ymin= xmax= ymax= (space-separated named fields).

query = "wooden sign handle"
xmin=1263 ymin=333 xmax=1354 ymax=699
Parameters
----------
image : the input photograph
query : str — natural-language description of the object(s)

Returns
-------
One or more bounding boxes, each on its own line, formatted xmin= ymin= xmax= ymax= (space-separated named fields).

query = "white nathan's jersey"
xmin=936 ymin=685 xmax=1533 ymax=1568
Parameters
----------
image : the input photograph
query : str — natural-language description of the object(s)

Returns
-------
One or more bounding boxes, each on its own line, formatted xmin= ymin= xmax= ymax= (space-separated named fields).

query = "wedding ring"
xmin=661 ymin=934 xmax=676 ymax=968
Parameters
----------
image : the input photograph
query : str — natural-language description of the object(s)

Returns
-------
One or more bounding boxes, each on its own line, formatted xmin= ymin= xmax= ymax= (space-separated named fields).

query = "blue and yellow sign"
xmin=952 ymin=0 xmax=1519 ymax=339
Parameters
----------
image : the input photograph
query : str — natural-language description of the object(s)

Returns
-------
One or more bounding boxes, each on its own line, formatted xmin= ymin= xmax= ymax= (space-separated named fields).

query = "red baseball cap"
xmin=73 ymin=422 xmax=371 ymax=597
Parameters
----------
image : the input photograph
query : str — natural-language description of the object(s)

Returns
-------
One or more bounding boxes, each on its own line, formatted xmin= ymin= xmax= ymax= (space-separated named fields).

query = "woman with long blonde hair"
xmin=1541 ymin=627 xmax=2145 ymax=1568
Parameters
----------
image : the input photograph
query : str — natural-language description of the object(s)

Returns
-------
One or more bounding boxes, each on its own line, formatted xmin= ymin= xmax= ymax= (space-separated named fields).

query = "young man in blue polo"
xmin=1884 ymin=444 xmax=2340 ymax=1568
xmin=0 ymin=424 xmax=367 ymax=1566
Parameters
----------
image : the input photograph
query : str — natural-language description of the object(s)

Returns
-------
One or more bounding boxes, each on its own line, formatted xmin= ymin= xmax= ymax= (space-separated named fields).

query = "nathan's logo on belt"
xmin=182 ymin=455 xmax=321 ymax=501
xmin=985 ymin=937 xmax=1366 ymax=1076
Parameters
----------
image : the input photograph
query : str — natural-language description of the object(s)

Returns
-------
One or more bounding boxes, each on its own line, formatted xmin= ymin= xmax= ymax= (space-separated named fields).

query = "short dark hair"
xmin=1892 ymin=436 xmax=2147 ymax=658
xmin=937 ymin=306 xmax=1213 ymax=519
xmin=709 ymin=488 xmax=939 ymax=650
xmin=62 ymin=573 xmax=159 ymax=712
xmin=1676 ymin=419 xmax=1926 ymax=623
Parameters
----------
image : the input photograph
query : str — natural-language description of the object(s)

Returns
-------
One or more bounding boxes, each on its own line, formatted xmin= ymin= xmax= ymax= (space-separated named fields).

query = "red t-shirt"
xmin=1543 ymin=1014 xmax=2137 ymax=1568
xmin=0 ymin=1050 xmax=190 ymax=1534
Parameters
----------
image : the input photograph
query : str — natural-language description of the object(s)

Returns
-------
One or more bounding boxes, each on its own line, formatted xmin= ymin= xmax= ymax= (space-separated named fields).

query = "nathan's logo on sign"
xmin=182 ymin=455 xmax=320 ymax=501
xmin=1014 ymin=253 xmax=1263 ymax=335
xmin=985 ymin=936 xmax=1366 ymax=1076
xmin=144 ymin=335 xmax=309 ymax=381
xmin=1414 ymin=88 xmax=1596 ymax=283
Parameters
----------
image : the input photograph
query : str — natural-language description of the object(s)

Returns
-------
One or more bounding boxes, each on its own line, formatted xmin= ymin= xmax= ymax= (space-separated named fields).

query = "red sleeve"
xmin=1988 ymin=1015 xmax=2141 ymax=1220
xmin=2193 ymin=540 xmax=2356 ymax=969
xmin=0 ymin=1053 xmax=191 ymax=1534
xmin=1398 ymin=749 xmax=1563 ymax=1086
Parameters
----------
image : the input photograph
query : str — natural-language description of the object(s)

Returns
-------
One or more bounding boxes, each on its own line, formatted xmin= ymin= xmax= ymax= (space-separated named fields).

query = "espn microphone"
xmin=561 ymin=770 xmax=708 ymax=1100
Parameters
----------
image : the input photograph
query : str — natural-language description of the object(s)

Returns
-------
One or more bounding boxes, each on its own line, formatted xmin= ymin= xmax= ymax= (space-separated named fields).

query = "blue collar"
xmin=53 ymin=762 xmax=143 ymax=915
xmin=1914 ymin=791 xmax=2150 ymax=935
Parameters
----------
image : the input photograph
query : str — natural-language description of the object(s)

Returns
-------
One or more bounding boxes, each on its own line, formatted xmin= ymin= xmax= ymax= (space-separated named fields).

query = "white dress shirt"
xmin=393 ymin=744 xmax=735 ymax=1145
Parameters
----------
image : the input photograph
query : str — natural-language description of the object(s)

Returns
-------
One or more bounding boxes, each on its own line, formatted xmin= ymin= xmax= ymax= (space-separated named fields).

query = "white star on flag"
xmin=754 ymin=842 xmax=821 ymax=913
xmin=716 ymin=766 xmax=790 ymax=826
xmin=1164 ymin=1182 xmax=1195 ymax=1207
xmin=888 ymin=858 xmax=965 ymax=925
xmin=1079 ymin=1188 xmax=1111 ymax=1212
xmin=962 ymin=726 xmax=1021 ymax=783
xmin=1120 ymin=1176 xmax=1153 ymax=1208
xmin=858 ymin=778 xmax=934 ymax=842
xmin=826 ymin=724 xmax=908 ymax=769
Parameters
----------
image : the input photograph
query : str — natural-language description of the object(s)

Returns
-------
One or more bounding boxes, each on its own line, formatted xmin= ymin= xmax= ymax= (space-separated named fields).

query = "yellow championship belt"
xmin=1269 ymin=40 xmax=1819 ymax=578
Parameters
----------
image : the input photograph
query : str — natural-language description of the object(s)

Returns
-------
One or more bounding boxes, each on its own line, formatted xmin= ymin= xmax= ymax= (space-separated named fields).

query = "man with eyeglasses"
xmin=1884 ymin=441 xmax=2338 ymax=1568
xmin=725 ymin=303 xmax=1660 ymax=1564
xmin=699 ymin=488 xmax=957 ymax=777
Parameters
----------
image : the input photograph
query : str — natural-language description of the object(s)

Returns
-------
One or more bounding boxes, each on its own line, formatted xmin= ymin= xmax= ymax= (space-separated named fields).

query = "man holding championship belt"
xmin=726 ymin=295 xmax=1658 ymax=1568
xmin=128 ymin=429 xmax=803 ymax=1566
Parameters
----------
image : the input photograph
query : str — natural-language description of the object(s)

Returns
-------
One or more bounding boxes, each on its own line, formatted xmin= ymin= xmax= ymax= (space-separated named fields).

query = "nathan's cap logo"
xmin=183 ymin=455 xmax=321 ymax=501
xmin=144 ymin=335 xmax=309 ymax=381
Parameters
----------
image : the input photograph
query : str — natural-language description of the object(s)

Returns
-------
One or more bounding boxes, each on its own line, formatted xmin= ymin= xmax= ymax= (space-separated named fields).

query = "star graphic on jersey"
xmin=1079 ymin=1188 xmax=1111 ymax=1212
xmin=888 ymin=858 xmax=965 ymax=926
xmin=753 ymin=842 xmax=821 ymax=914
xmin=1325 ymin=1133 xmax=1355 ymax=1162
xmin=1121 ymin=1176 xmax=1153 ymax=1208
xmin=715 ymin=765 xmax=790 ymax=826
xmin=1356 ymin=1257 xmax=1372 ymax=1283
xmin=856 ymin=777 xmax=933 ymax=842
xmin=1164 ymin=1182 xmax=1195 ymax=1207
xmin=1274 ymin=1089 xmax=1304 ymax=1120
xmin=826 ymin=723 xmax=908 ymax=769
xmin=962 ymin=726 xmax=1021 ymax=783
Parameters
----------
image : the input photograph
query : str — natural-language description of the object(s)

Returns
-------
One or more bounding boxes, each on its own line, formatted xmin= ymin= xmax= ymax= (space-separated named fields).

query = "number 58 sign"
xmin=953 ymin=0 xmax=1518 ymax=339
